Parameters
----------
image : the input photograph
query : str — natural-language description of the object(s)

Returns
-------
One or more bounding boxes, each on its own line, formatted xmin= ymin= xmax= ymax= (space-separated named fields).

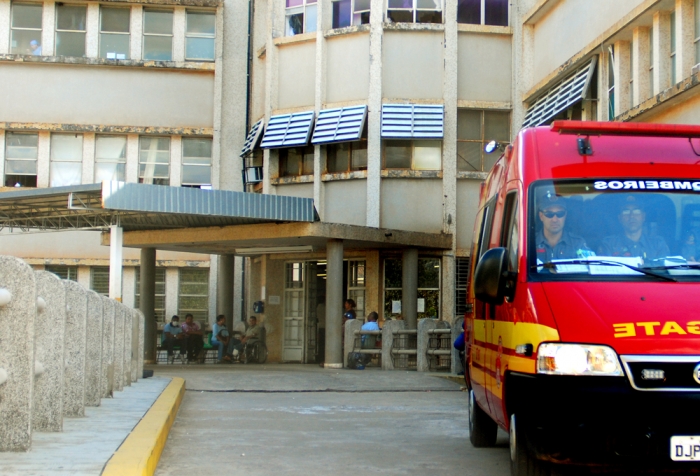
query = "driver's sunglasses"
xmin=541 ymin=210 xmax=566 ymax=219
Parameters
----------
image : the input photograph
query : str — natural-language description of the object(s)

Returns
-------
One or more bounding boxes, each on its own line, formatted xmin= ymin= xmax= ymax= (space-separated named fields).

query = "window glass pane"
xmin=56 ymin=31 xmax=85 ymax=56
xmin=56 ymin=5 xmax=86 ymax=31
xmin=417 ymin=0 xmax=440 ymax=8
xmin=351 ymin=141 xmax=368 ymax=170
xmin=140 ymin=137 xmax=170 ymax=162
xmin=280 ymin=148 xmax=301 ymax=176
xmin=50 ymin=162 xmax=82 ymax=186
xmin=12 ymin=3 xmax=42 ymax=28
xmin=143 ymin=35 xmax=172 ymax=60
xmin=302 ymin=146 xmax=314 ymax=175
xmin=305 ymin=4 xmax=317 ymax=32
xmin=327 ymin=143 xmax=348 ymax=173
xmin=100 ymin=33 xmax=129 ymax=59
xmin=484 ymin=0 xmax=508 ymax=26
xmin=45 ymin=265 xmax=78 ymax=281
xmin=389 ymin=0 xmax=412 ymax=7
xmin=484 ymin=111 xmax=510 ymax=141
xmin=182 ymin=138 xmax=212 ymax=161
xmin=387 ymin=10 xmax=413 ymax=22
xmin=186 ymin=37 xmax=214 ymax=60
xmin=416 ymin=10 xmax=441 ymax=23
xmin=484 ymin=150 xmax=499 ymax=172
xmin=457 ymin=109 xmax=482 ymax=140
xmin=287 ymin=0 xmax=304 ymax=6
xmin=90 ymin=267 xmax=110 ymax=296
xmin=139 ymin=164 xmax=169 ymax=180
xmin=286 ymin=8 xmax=304 ymax=36
xmin=413 ymin=140 xmax=441 ymax=170
xmin=51 ymin=134 xmax=83 ymax=161
xmin=384 ymin=140 xmax=412 ymax=168
xmin=332 ymin=0 xmax=351 ymax=29
xmin=418 ymin=258 xmax=440 ymax=288
xmin=457 ymin=142 xmax=482 ymax=171
xmin=182 ymin=165 xmax=211 ymax=185
xmin=6 ymin=160 xmax=37 ymax=174
xmin=186 ymin=11 xmax=215 ymax=35
xmin=457 ymin=0 xmax=480 ymax=23
xmin=6 ymin=133 xmax=38 ymax=156
xmin=11 ymin=30 xmax=43 ymax=55
xmin=101 ymin=7 xmax=129 ymax=33
xmin=96 ymin=136 xmax=126 ymax=161
xmin=144 ymin=10 xmax=173 ymax=34
xmin=178 ymin=268 xmax=209 ymax=321
xmin=384 ymin=259 xmax=402 ymax=288
xmin=95 ymin=162 xmax=126 ymax=182
xmin=355 ymin=0 xmax=371 ymax=11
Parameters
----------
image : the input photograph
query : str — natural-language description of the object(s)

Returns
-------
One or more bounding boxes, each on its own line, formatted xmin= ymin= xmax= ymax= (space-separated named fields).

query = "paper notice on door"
xmin=417 ymin=298 xmax=425 ymax=313
xmin=392 ymin=300 xmax=401 ymax=313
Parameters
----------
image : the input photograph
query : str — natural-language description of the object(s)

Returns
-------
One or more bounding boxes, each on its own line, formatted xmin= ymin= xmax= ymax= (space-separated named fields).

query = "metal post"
xmin=324 ymin=239 xmax=343 ymax=368
xmin=140 ymin=248 xmax=156 ymax=364
xmin=109 ymin=225 xmax=123 ymax=301
xmin=402 ymin=248 xmax=418 ymax=330
xmin=217 ymin=254 xmax=235 ymax=329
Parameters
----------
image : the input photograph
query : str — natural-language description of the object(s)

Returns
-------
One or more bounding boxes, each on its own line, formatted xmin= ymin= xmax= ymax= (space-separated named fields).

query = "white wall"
xmin=277 ymin=42 xmax=316 ymax=109
xmin=383 ymin=31 xmax=444 ymax=99
xmin=326 ymin=34 xmax=370 ymax=103
xmin=323 ymin=179 xmax=367 ymax=226
xmin=381 ymin=179 xmax=443 ymax=232
xmin=458 ymin=33 xmax=512 ymax=102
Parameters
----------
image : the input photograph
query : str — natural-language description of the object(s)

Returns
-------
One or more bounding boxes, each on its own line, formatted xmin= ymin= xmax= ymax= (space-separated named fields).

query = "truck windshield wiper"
xmin=532 ymin=259 xmax=677 ymax=282
xmin=646 ymin=263 xmax=700 ymax=270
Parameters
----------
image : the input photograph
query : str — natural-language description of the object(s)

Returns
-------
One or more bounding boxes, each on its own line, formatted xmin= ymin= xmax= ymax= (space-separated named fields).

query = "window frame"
xmin=184 ymin=9 xmax=216 ymax=62
xmin=49 ymin=132 xmax=84 ymax=187
xmin=670 ymin=10 xmax=677 ymax=85
xmin=142 ymin=8 xmax=173 ymax=61
xmin=285 ymin=0 xmax=318 ymax=37
xmin=10 ymin=2 xmax=43 ymax=55
xmin=695 ymin=0 xmax=700 ymax=64
xmin=331 ymin=0 xmax=370 ymax=29
xmin=181 ymin=137 xmax=213 ymax=188
xmin=4 ymin=132 xmax=38 ymax=187
xmin=138 ymin=136 xmax=171 ymax=186
xmin=55 ymin=3 xmax=87 ymax=57
xmin=94 ymin=135 xmax=127 ymax=182
xmin=457 ymin=0 xmax=509 ymax=27
xmin=177 ymin=267 xmax=209 ymax=321
xmin=90 ymin=266 xmax=110 ymax=296
xmin=387 ymin=0 xmax=443 ymax=24
xmin=382 ymin=139 xmax=442 ymax=171
xmin=325 ymin=139 xmax=367 ymax=174
xmin=383 ymin=257 xmax=442 ymax=320
xmin=456 ymin=109 xmax=511 ymax=173
xmin=347 ymin=260 xmax=366 ymax=320
xmin=99 ymin=6 xmax=130 ymax=60
xmin=45 ymin=265 xmax=78 ymax=281
xmin=278 ymin=146 xmax=315 ymax=178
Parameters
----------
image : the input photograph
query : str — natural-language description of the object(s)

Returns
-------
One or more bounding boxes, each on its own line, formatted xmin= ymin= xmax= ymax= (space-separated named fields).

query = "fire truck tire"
xmin=509 ymin=414 xmax=550 ymax=476
xmin=469 ymin=390 xmax=498 ymax=447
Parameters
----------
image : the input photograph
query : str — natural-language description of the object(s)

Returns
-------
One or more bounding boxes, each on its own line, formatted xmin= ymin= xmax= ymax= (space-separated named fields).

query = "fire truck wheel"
xmin=509 ymin=414 xmax=550 ymax=476
xmin=469 ymin=389 xmax=498 ymax=447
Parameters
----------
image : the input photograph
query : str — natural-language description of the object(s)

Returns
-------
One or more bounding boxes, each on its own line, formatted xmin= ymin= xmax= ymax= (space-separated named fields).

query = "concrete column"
xmin=441 ymin=254 xmax=455 ymax=322
xmin=597 ymin=51 xmax=610 ymax=121
xmin=324 ymin=239 xmax=343 ymax=368
xmin=0 ymin=0 xmax=10 ymax=54
xmin=675 ymin=0 xmax=695 ymax=83
xmin=170 ymin=135 xmax=182 ymax=186
xmin=113 ymin=304 xmax=124 ymax=391
xmin=613 ymin=41 xmax=631 ymax=116
xmin=85 ymin=3 xmax=99 ymax=58
xmin=381 ymin=319 xmax=405 ymax=370
xmin=140 ymin=248 xmax=156 ymax=363
xmin=36 ymin=131 xmax=50 ymax=188
xmin=652 ymin=11 xmax=671 ymax=95
xmin=100 ymin=297 xmax=115 ymax=398
xmin=262 ymin=0 xmax=283 ymax=195
xmin=85 ymin=290 xmax=103 ymax=407
xmin=109 ymin=225 xmax=123 ymax=301
xmin=41 ymin=1 xmax=55 ymax=56
xmin=172 ymin=7 xmax=186 ymax=62
xmin=632 ymin=27 xmax=651 ymax=106
xmin=130 ymin=5 xmax=143 ymax=60
xmin=63 ymin=280 xmax=88 ymax=417
xmin=82 ymin=133 xmax=95 ymax=184
xmin=312 ymin=0 xmax=329 ymax=221
xmin=402 ymin=248 xmax=418 ymax=330
xmin=417 ymin=318 xmax=441 ymax=372
xmin=126 ymin=134 xmax=139 ymax=183
xmin=0 ymin=130 xmax=5 ymax=181
xmin=123 ymin=304 xmax=132 ymax=386
xmin=366 ymin=0 xmax=384 ymax=228
xmin=217 ymin=254 xmax=235 ymax=329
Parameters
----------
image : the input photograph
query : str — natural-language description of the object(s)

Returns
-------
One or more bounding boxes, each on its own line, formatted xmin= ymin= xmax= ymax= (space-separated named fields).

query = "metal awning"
xmin=381 ymin=104 xmax=444 ymax=139
xmin=311 ymin=105 xmax=367 ymax=144
xmin=260 ymin=111 xmax=315 ymax=149
xmin=0 ymin=181 xmax=319 ymax=232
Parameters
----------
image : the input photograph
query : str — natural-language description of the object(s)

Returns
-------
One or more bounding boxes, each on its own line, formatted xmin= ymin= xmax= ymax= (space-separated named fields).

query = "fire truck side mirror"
xmin=474 ymin=247 xmax=508 ymax=305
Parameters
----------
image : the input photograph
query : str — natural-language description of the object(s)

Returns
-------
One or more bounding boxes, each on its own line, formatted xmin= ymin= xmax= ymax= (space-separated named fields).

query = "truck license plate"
xmin=671 ymin=436 xmax=700 ymax=461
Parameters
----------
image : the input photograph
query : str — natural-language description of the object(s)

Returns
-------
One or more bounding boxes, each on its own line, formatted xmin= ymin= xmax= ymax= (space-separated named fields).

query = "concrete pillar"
xmin=598 ymin=50 xmax=610 ymax=121
xmin=33 ymin=271 xmax=66 ymax=432
xmin=632 ymin=27 xmax=651 ymax=106
xmin=123 ymin=304 xmax=132 ymax=386
xmin=343 ymin=319 xmax=363 ymax=367
xmin=0 ymin=256 xmax=36 ymax=451
xmin=217 ymin=254 xmax=235 ymax=329
xmin=140 ymin=248 xmax=156 ymax=363
xmin=85 ymin=290 xmax=103 ymax=407
xmin=101 ymin=297 xmax=115 ymax=398
xmin=63 ymin=280 xmax=88 ymax=417
xmin=113 ymin=305 xmax=125 ymax=392
xmin=613 ymin=41 xmax=631 ymax=116
xmin=417 ymin=318 xmax=442 ymax=372
xmin=109 ymin=225 xmax=123 ymax=301
xmin=130 ymin=309 xmax=140 ymax=383
xmin=381 ymin=319 xmax=405 ymax=370
xmin=652 ymin=11 xmax=671 ymax=95
xmin=675 ymin=0 xmax=695 ymax=83
xmin=324 ymin=239 xmax=344 ymax=368
xmin=0 ymin=0 xmax=9 ymax=54
xmin=366 ymin=0 xmax=384 ymax=228
xmin=402 ymin=248 xmax=418 ymax=330
xmin=135 ymin=309 xmax=145 ymax=380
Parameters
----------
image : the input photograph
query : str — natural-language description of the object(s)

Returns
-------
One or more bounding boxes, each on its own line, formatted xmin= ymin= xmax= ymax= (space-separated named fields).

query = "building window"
xmin=457 ymin=109 xmax=509 ymax=172
xmin=608 ymin=47 xmax=615 ymax=119
xmin=383 ymin=140 xmax=441 ymax=170
xmin=185 ymin=10 xmax=215 ymax=61
xmin=387 ymin=0 xmax=442 ymax=24
xmin=649 ymin=27 xmax=654 ymax=95
xmin=332 ymin=0 xmax=370 ymax=28
xmin=4 ymin=132 xmax=38 ymax=187
xmin=695 ymin=0 xmax=700 ymax=64
xmin=181 ymin=137 xmax=212 ymax=187
xmin=629 ymin=43 xmax=635 ymax=107
xmin=670 ymin=11 xmax=677 ymax=85
xmin=95 ymin=135 xmax=126 ymax=182
xmin=90 ymin=266 xmax=110 ymax=296
xmin=326 ymin=141 xmax=367 ymax=173
xmin=135 ymin=267 xmax=166 ymax=322
xmin=11 ymin=3 xmax=42 ymax=55
xmin=457 ymin=0 xmax=508 ymax=26
xmin=50 ymin=133 xmax=83 ymax=187
xmin=178 ymin=268 xmax=209 ymax=321
xmin=455 ymin=257 xmax=470 ymax=316
xmin=143 ymin=9 xmax=173 ymax=61
xmin=348 ymin=260 xmax=366 ymax=320
xmin=100 ymin=7 xmax=130 ymax=59
xmin=45 ymin=265 xmax=78 ymax=281
xmin=384 ymin=258 xmax=441 ymax=319
xmin=279 ymin=146 xmax=314 ymax=177
xmin=55 ymin=4 xmax=86 ymax=57
xmin=286 ymin=0 xmax=317 ymax=36
xmin=139 ymin=136 xmax=170 ymax=185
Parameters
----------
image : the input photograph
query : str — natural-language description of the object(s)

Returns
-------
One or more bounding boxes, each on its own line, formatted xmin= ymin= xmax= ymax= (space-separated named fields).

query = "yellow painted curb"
xmin=102 ymin=377 xmax=186 ymax=476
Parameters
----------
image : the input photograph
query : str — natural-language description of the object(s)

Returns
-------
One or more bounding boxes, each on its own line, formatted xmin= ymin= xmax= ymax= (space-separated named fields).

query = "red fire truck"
xmin=466 ymin=121 xmax=700 ymax=475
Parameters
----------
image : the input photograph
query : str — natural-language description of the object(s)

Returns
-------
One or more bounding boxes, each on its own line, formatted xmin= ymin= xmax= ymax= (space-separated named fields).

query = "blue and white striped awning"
xmin=381 ymin=104 xmax=444 ymax=139
xmin=260 ymin=111 xmax=315 ymax=149
xmin=522 ymin=57 xmax=597 ymax=128
xmin=311 ymin=105 xmax=367 ymax=144
xmin=239 ymin=119 xmax=265 ymax=157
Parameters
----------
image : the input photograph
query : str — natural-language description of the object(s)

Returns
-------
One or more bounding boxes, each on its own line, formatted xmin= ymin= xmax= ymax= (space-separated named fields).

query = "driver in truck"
xmin=535 ymin=187 xmax=591 ymax=262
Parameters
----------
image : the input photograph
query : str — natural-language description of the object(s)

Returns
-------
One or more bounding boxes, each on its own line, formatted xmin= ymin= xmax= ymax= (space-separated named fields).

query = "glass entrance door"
xmin=282 ymin=262 xmax=305 ymax=362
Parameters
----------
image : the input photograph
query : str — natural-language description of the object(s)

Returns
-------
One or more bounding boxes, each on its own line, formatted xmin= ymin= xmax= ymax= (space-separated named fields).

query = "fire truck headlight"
xmin=537 ymin=343 xmax=624 ymax=376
